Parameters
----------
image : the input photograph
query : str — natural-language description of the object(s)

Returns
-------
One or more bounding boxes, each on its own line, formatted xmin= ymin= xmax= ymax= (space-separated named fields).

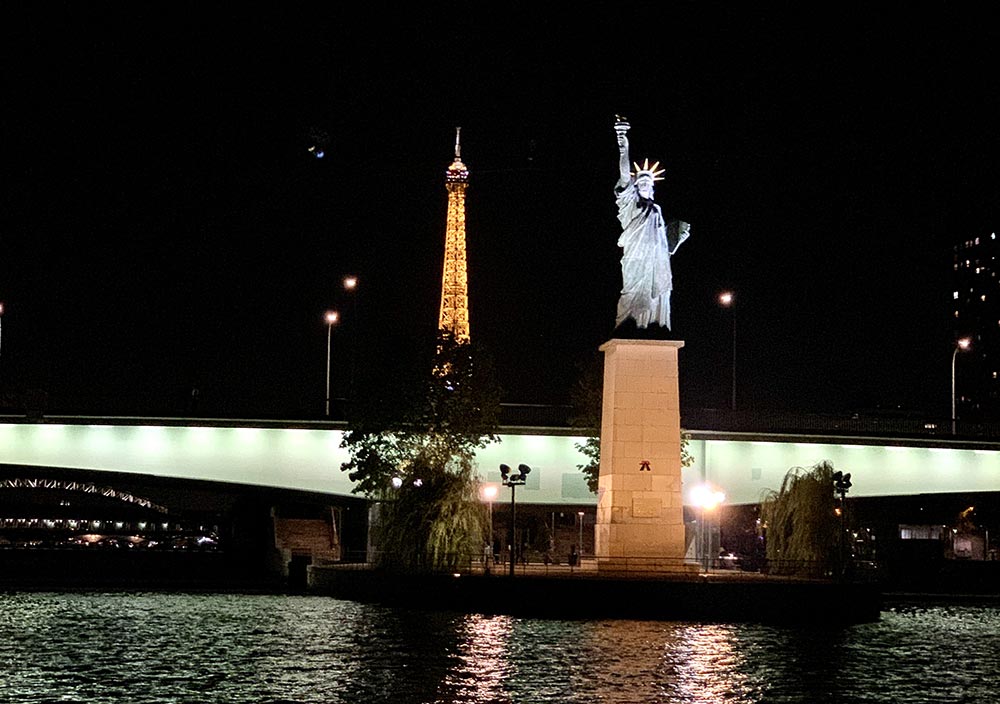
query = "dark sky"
xmin=2 ymin=4 xmax=998 ymax=420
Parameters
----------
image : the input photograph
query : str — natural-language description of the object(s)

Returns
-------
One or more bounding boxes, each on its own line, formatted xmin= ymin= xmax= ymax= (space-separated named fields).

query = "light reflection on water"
xmin=1 ymin=593 xmax=999 ymax=703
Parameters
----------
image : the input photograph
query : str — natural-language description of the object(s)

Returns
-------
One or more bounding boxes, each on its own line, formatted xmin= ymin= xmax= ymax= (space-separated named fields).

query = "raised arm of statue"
xmin=617 ymin=136 xmax=631 ymax=187
xmin=614 ymin=116 xmax=632 ymax=188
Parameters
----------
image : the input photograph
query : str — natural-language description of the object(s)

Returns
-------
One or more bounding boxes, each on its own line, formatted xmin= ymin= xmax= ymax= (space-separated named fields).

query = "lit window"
xmin=976 ymin=267 xmax=981 ymax=274
xmin=954 ymin=291 xmax=959 ymax=299
xmin=954 ymin=310 xmax=960 ymax=317
xmin=993 ymin=372 xmax=997 ymax=379
xmin=976 ymin=237 xmax=981 ymax=245
xmin=982 ymin=295 xmax=987 ymax=302
xmin=993 ymin=232 xmax=997 ymax=240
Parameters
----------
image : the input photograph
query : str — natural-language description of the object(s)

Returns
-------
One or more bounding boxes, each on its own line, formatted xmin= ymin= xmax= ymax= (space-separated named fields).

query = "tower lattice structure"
xmin=437 ymin=128 xmax=471 ymax=343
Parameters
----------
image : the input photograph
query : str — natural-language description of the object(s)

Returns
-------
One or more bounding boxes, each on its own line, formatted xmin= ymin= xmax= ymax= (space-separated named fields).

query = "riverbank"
xmin=0 ymin=547 xmax=282 ymax=591
xmin=1 ymin=547 xmax=993 ymax=619
xmin=308 ymin=563 xmax=883 ymax=624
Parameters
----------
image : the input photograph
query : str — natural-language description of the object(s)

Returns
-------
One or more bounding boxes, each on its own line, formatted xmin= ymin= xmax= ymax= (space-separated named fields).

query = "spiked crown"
xmin=632 ymin=158 xmax=665 ymax=182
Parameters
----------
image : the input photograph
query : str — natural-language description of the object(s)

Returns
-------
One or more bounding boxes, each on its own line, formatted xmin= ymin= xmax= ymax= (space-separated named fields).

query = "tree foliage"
xmin=372 ymin=467 xmax=486 ymax=572
xmin=340 ymin=332 xmax=501 ymax=571
xmin=759 ymin=460 xmax=842 ymax=577
xmin=569 ymin=351 xmax=694 ymax=494
xmin=568 ymin=354 xmax=603 ymax=493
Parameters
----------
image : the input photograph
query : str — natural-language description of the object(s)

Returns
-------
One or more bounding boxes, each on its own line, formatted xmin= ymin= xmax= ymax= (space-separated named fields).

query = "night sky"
xmin=2 ymin=5 xmax=998 ymax=421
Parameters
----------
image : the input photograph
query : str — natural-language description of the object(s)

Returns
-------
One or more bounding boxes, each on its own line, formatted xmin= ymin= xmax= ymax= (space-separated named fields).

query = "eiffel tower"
xmin=437 ymin=127 xmax=471 ymax=342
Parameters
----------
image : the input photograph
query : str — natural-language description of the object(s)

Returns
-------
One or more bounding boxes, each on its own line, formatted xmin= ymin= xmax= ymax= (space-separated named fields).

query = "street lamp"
xmin=691 ymin=483 xmax=725 ymax=573
xmin=480 ymin=483 xmax=499 ymax=550
xmin=324 ymin=310 xmax=339 ymax=417
xmin=952 ymin=337 xmax=971 ymax=434
xmin=718 ymin=291 xmax=736 ymax=411
xmin=577 ymin=511 xmax=585 ymax=560
xmin=499 ymin=463 xmax=530 ymax=577
xmin=833 ymin=470 xmax=853 ymax=576
xmin=343 ymin=276 xmax=358 ymax=400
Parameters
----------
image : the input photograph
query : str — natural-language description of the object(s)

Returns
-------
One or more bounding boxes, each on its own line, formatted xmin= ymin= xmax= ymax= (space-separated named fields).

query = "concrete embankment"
xmin=308 ymin=565 xmax=883 ymax=624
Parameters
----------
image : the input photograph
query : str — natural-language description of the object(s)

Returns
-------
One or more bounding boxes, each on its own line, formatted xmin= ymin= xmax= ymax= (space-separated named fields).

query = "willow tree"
xmin=759 ymin=460 xmax=842 ymax=577
xmin=340 ymin=332 xmax=501 ymax=572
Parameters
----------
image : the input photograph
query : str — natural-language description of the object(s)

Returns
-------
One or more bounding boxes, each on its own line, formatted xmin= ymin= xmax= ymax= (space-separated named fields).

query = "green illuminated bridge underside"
xmin=2 ymin=418 xmax=998 ymax=506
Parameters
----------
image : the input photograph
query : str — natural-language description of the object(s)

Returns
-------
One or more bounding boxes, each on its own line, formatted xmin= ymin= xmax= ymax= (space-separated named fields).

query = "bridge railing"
xmin=7 ymin=405 xmax=1000 ymax=440
xmin=497 ymin=404 xmax=1000 ymax=440
xmin=680 ymin=409 xmax=1000 ymax=439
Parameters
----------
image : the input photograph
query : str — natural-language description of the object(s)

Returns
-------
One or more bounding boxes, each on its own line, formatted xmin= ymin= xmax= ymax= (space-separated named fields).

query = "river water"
xmin=0 ymin=592 xmax=997 ymax=703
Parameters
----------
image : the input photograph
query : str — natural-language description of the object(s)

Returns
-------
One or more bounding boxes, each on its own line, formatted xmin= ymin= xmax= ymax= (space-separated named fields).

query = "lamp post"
xmin=343 ymin=276 xmax=358 ymax=400
xmin=500 ymin=463 xmax=530 ymax=577
xmin=718 ymin=291 xmax=736 ymax=412
xmin=952 ymin=337 xmax=971 ymax=434
xmin=833 ymin=470 xmax=852 ymax=577
xmin=480 ymin=483 xmax=498 ymax=551
xmin=324 ymin=310 xmax=339 ymax=417
xmin=691 ymin=484 xmax=725 ymax=573
xmin=577 ymin=511 xmax=585 ymax=558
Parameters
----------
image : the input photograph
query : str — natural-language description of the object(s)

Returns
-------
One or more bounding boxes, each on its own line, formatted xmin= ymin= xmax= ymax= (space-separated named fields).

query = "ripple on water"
xmin=1 ymin=593 xmax=1000 ymax=703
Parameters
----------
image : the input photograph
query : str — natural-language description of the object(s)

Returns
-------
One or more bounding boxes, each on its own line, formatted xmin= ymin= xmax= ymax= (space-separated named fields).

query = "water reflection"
xmin=440 ymin=614 xmax=515 ymax=702
xmin=1 ymin=593 xmax=1000 ymax=703
xmin=336 ymin=605 xmax=466 ymax=703
xmin=665 ymin=625 xmax=752 ymax=702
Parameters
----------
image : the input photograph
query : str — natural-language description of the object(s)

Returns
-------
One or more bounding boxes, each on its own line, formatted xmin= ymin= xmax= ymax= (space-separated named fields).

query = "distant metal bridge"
xmin=2 ymin=415 xmax=999 ymax=507
xmin=0 ymin=477 xmax=168 ymax=513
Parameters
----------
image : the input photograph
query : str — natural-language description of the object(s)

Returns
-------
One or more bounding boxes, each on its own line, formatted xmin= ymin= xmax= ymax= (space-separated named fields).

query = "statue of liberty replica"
xmin=593 ymin=118 xmax=692 ymax=565
xmin=613 ymin=115 xmax=690 ymax=330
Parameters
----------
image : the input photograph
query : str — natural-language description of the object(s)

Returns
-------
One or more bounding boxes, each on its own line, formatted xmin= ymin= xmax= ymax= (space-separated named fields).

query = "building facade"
xmin=953 ymin=231 xmax=1000 ymax=419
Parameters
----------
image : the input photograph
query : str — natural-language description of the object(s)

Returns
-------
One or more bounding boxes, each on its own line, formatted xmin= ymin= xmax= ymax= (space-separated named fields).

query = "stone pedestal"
xmin=594 ymin=339 xmax=687 ymax=567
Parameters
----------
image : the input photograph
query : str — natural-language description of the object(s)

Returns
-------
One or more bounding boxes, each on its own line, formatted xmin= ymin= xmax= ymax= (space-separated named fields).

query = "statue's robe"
xmin=615 ymin=179 xmax=689 ymax=329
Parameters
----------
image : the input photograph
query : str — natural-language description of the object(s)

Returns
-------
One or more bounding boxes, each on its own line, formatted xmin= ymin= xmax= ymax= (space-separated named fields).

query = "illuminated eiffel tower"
xmin=437 ymin=127 xmax=471 ymax=343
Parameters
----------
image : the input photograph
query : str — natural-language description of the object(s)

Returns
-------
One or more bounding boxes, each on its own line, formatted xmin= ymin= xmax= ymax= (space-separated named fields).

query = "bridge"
xmin=0 ymin=409 xmax=1000 ymax=585
xmin=2 ymin=413 xmax=998 ymax=583
xmin=3 ymin=414 xmax=999 ymax=506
